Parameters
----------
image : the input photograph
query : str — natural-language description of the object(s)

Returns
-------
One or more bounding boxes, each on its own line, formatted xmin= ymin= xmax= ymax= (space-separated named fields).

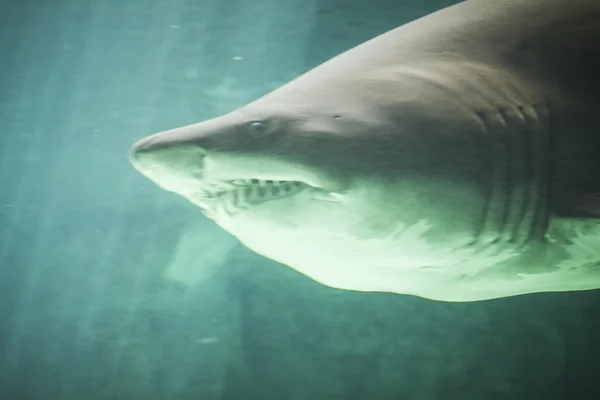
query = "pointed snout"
xmin=130 ymin=124 xmax=202 ymax=166
xmin=129 ymin=131 xmax=174 ymax=175
xmin=129 ymin=127 xmax=209 ymax=193
xmin=129 ymin=133 xmax=159 ymax=167
xmin=129 ymin=115 xmax=239 ymax=170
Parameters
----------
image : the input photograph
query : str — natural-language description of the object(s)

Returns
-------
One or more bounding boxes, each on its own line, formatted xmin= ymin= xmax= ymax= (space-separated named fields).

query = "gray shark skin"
xmin=130 ymin=0 xmax=600 ymax=302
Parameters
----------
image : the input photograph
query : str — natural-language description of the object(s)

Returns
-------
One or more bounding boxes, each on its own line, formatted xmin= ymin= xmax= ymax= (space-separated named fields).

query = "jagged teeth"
xmin=195 ymin=179 xmax=308 ymax=215
xmin=202 ymin=179 xmax=304 ymax=195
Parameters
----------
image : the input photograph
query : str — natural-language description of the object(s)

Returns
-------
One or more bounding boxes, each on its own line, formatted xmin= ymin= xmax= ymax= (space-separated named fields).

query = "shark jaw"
xmin=188 ymin=178 xmax=338 ymax=220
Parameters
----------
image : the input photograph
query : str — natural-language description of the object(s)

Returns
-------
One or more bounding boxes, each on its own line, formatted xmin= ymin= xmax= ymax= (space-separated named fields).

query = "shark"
xmin=130 ymin=0 xmax=600 ymax=301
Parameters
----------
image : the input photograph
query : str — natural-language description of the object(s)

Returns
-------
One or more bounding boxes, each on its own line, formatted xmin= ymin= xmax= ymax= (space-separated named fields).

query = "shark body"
xmin=131 ymin=0 xmax=600 ymax=301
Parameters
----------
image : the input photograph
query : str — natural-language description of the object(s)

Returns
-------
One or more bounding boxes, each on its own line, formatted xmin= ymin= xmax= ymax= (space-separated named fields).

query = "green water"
xmin=0 ymin=0 xmax=598 ymax=399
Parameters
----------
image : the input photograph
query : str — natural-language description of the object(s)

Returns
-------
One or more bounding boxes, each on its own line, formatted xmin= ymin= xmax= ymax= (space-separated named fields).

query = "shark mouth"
xmin=192 ymin=179 xmax=310 ymax=216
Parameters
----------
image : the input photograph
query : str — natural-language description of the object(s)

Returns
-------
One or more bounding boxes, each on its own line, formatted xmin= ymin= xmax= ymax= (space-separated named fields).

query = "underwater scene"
xmin=1 ymin=0 xmax=599 ymax=399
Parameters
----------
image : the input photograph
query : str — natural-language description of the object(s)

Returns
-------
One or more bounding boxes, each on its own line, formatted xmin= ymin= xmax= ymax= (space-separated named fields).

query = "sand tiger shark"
xmin=130 ymin=0 xmax=600 ymax=301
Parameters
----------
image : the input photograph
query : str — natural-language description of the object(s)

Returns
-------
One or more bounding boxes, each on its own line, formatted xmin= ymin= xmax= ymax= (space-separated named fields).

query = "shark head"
xmin=130 ymin=73 xmax=508 ymax=296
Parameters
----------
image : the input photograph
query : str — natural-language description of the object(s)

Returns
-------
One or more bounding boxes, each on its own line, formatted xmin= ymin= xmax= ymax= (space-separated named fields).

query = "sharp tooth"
xmin=231 ymin=187 xmax=239 ymax=208
xmin=259 ymin=185 xmax=268 ymax=199
xmin=249 ymin=183 xmax=260 ymax=201
xmin=282 ymin=182 xmax=295 ymax=194
xmin=243 ymin=186 xmax=252 ymax=203
xmin=224 ymin=191 xmax=237 ymax=215
xmin=234 ymin=186 xmax=247 ymax=209
xmin=266 ymin=182 xmax=276 ymax=198
xmin=272 ymin=184 xmax=280 ymax=197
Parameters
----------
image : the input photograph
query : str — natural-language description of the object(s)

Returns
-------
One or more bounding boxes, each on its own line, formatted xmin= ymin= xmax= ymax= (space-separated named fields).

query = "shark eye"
xmin=248 ymin=120 xmax=269 ymax=137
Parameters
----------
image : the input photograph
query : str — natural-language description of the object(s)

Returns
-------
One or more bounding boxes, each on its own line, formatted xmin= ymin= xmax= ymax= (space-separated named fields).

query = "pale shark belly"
xmin=288 ymin=232 xmax=600 ymax=302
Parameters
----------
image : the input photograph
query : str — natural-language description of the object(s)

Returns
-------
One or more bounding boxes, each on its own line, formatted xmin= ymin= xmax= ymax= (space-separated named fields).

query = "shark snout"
xmin=129 ymin=116 xmax=238 ymax=179
xmin=129 ymin=133 xmax=208 ymax=194
xmin=130 ymin=133 xmax=157 ymax=155
xmin=130 ymin=126 xmax=207 ymax=160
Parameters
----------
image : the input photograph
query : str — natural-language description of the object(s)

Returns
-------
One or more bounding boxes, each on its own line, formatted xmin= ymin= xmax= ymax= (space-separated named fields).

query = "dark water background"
xmin=0 ymin=0 xmax=599 ymax=399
